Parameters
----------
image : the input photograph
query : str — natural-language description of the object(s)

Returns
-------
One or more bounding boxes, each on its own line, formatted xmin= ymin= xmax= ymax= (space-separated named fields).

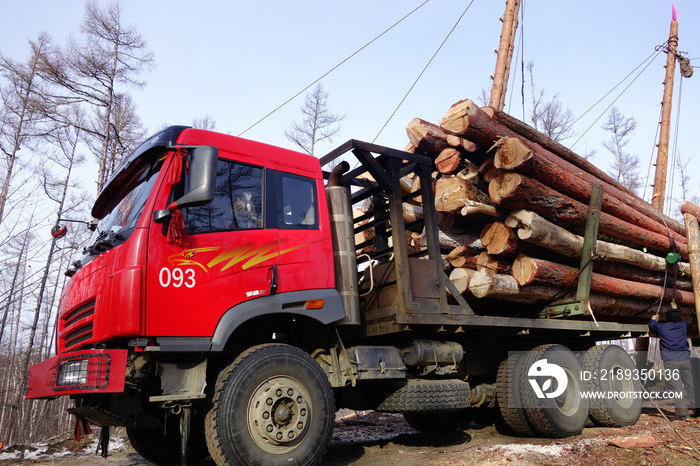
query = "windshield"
xmin=81 ymin=154 xmax=164 ymax=259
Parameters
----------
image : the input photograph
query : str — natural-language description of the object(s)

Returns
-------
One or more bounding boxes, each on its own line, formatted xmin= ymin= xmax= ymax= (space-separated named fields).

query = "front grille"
xmin=60 ymin=299 xmax=96 ymax=351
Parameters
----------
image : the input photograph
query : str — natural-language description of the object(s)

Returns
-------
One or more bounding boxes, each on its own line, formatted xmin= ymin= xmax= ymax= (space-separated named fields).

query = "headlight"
xmin=56 ymin=358 xmax=89 ymax=387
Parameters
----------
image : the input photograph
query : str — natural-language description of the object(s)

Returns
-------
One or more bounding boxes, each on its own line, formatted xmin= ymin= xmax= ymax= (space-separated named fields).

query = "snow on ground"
xmin=0 ymin=436 xmax=128 ymax=462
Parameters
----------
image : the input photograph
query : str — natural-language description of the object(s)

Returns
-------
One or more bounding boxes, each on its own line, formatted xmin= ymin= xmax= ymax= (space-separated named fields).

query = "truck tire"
xmin=127 ymin=421 xmax=209 ymax=465
xmin=375 ymin=379 xmax=470 ymax=413
xmin=581 ymin=344 xmax=641 ymax=427
xmin=205 ymin=343 xmax=335 ymax=466
xmin=497 ymin=353 xmax=536 ymax=436
xmin=522 ymin=344 xmax=590 ymax=438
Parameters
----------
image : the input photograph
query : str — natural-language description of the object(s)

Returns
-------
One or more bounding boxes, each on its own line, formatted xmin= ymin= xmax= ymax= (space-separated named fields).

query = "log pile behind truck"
xmin=403 ymin=98 xmax=697 ymax=333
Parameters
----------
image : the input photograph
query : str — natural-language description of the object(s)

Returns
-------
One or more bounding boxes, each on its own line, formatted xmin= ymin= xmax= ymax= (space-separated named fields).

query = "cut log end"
xmin=494 ymin=137 xmax=533 ymax=170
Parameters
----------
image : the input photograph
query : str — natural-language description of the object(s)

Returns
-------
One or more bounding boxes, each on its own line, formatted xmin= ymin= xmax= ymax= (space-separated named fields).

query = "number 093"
xmin=159 ymin=267 xmax=196 ymax=288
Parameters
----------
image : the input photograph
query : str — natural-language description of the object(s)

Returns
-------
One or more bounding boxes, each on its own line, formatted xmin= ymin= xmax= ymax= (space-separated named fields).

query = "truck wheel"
xmin=205 ymin=343 xmax=335 ymax=466
xmin=522 ymin=344 xmax=590 ymax=438
xmin=497 ymin=353 xmax=535 ymax=436
xmin=375 ymin=379 xmax=470 ymax=413
xmin=581 ymin=344 xmax=641 ymax=427
xmin=127 ymin=420 xmax=209 ymax=465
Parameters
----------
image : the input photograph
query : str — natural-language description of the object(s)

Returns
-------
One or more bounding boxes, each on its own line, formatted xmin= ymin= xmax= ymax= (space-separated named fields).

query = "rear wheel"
xmin=205 ymin=343 xmax=335 ymax=466
xmin=522 ymin=344 xmax=589 ymax=438
xmin=582 ymin=344 xmax=641 ymax=427
xmin=497 ymin=353 xmax=536 ymax=436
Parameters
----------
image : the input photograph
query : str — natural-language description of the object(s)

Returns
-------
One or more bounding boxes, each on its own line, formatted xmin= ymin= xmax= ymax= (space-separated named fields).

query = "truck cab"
xmin=27 ymin=126 xmax=349 ymax=464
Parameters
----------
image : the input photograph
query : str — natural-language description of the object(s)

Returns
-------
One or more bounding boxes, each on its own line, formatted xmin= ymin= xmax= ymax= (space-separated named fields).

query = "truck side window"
xmin=184 ymin=159 xmax=263 ymax=233
xmin=275 ymin=172 xmax=318 ymax=229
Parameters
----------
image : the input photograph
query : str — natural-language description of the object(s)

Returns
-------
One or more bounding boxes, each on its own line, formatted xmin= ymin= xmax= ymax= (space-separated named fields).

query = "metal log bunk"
xmin=321 ymin=140 xmax=648 ymax=340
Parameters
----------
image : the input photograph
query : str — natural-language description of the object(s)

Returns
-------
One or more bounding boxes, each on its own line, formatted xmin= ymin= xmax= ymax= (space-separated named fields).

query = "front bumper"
xmin=26 ymin=349 xmax=128 ymax=399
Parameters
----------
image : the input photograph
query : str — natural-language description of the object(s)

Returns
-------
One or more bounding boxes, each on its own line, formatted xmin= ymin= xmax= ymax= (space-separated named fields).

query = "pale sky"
xmin=2 ymin=0 xmax=700 ymax=213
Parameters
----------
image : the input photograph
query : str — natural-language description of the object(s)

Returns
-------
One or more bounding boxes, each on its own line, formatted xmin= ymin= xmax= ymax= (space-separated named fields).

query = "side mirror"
xmin=154 ymin=145 xmax=218 ymax=223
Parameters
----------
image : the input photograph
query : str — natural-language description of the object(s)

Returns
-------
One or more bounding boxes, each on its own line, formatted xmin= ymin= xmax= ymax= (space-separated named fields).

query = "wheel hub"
xmin=248 ymin=376 xmax=311 ymax=453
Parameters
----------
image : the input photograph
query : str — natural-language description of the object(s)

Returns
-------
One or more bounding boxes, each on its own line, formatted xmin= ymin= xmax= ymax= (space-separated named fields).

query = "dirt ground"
xmin=3 ymin=403 xmax=700 ymax=465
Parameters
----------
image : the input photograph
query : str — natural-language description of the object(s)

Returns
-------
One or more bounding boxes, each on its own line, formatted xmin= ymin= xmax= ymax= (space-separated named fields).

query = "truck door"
xmin=145 ymin=158 xmax=279 ymax=337
xmin=273 ymin=169 xmax=334 ymax=294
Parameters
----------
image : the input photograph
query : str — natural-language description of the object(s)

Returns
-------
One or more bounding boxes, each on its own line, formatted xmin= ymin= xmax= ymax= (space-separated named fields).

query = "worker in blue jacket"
xmin=649 ymin=307 xmax=696 ymax=419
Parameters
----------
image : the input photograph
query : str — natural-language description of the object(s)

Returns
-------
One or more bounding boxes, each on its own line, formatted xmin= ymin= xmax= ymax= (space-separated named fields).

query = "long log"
xmin=425 ymin=226 xmax=483 ymax=252
xmin=490 ymin=172 xmax=688 ymax=257
xmin=506 ymin=209 xmax=692 ymax=276
xmin=494 ymin=137 xmax=687 ymax=245
xmin=512 ymin=255 xmax=695 ymax=306
xmin=440 ymin=99 xmax=516 ymax=149
xmin=591 ymin=261 xmax=693 ymax=292
xmin=683 ymin=213 xmax=700 ymax=338
xmin=682 ymin=201 xmax=700 ymax=222
xmin=406 ymin=118 xmax=450 ymax=154
xmin=484 ymin=107 xmax=630 ymax=194
xmin=440 ymin=100 xmax=684 ymax=238
xmin=467 ymin=271 xmax=686 ymax=317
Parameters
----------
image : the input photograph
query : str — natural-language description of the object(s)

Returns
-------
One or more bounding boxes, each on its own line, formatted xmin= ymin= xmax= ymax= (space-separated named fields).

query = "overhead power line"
xmin=238 ymin=0 xmax=432 ymax=137
xmin=373 ymin=0 xmax=477 ymax=142
xmin=570 ymin=44 xmax=666 ymax=151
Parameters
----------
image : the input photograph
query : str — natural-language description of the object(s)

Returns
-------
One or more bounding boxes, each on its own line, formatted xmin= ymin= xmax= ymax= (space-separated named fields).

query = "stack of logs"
xmin=401 ymin=98 xmax=699 ymax=331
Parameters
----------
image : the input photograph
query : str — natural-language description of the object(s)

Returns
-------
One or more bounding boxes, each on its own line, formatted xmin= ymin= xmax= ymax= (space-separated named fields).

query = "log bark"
xmin=480 ymin=221 xmax=518 ymax=255
xmin=490 ymin=172 xmax=688 ymax=257
xmin=406 ymin=118 xmax=449 ymax=154
xmin=441 ymin=101 xmax=684 ymax=238
xmin=683 ymin=213 xmax=700 ymax=338
xmin=469 ymin=270 xmax=521 ymax=298
xmin=512 ymin=255 xmax=695 ymax=306
xmin=427 ymin=226 xmax=483 ymax=252
xmin=494 ymin=137 xmax=687 ymax=245
xmin=440 ymin=99 xmax=516 ymax=150
xmin=591 ymin=261 xmax=692 ymax=291
xmin=681 ymin=202 xmax=700 ymax=222
xmin=468 ymin=271 xmax=690 ymax=318
xmin=484 ymin=107 xmax=631 ymax=194
xmin=506 ymin=209 xmax=692 ymax=276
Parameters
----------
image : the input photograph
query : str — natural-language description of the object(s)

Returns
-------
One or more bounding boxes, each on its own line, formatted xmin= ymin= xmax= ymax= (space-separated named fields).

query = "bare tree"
xmin=5 ymin=110 xmax=86 ymax=442
xmin=38 ymin=0 xmax=153 ymax=194
xmin=602 ymin=107 xmax=640 ymax=193
xmin=527 ymin=62 xmax=575 ymax=142
xmin=285 ymin=84 xmax=344 ymax=156
xmin=0 ymin=34 xmax=51 ymax=225
xmin=192 ymin=115 xmax=217 ymax=131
